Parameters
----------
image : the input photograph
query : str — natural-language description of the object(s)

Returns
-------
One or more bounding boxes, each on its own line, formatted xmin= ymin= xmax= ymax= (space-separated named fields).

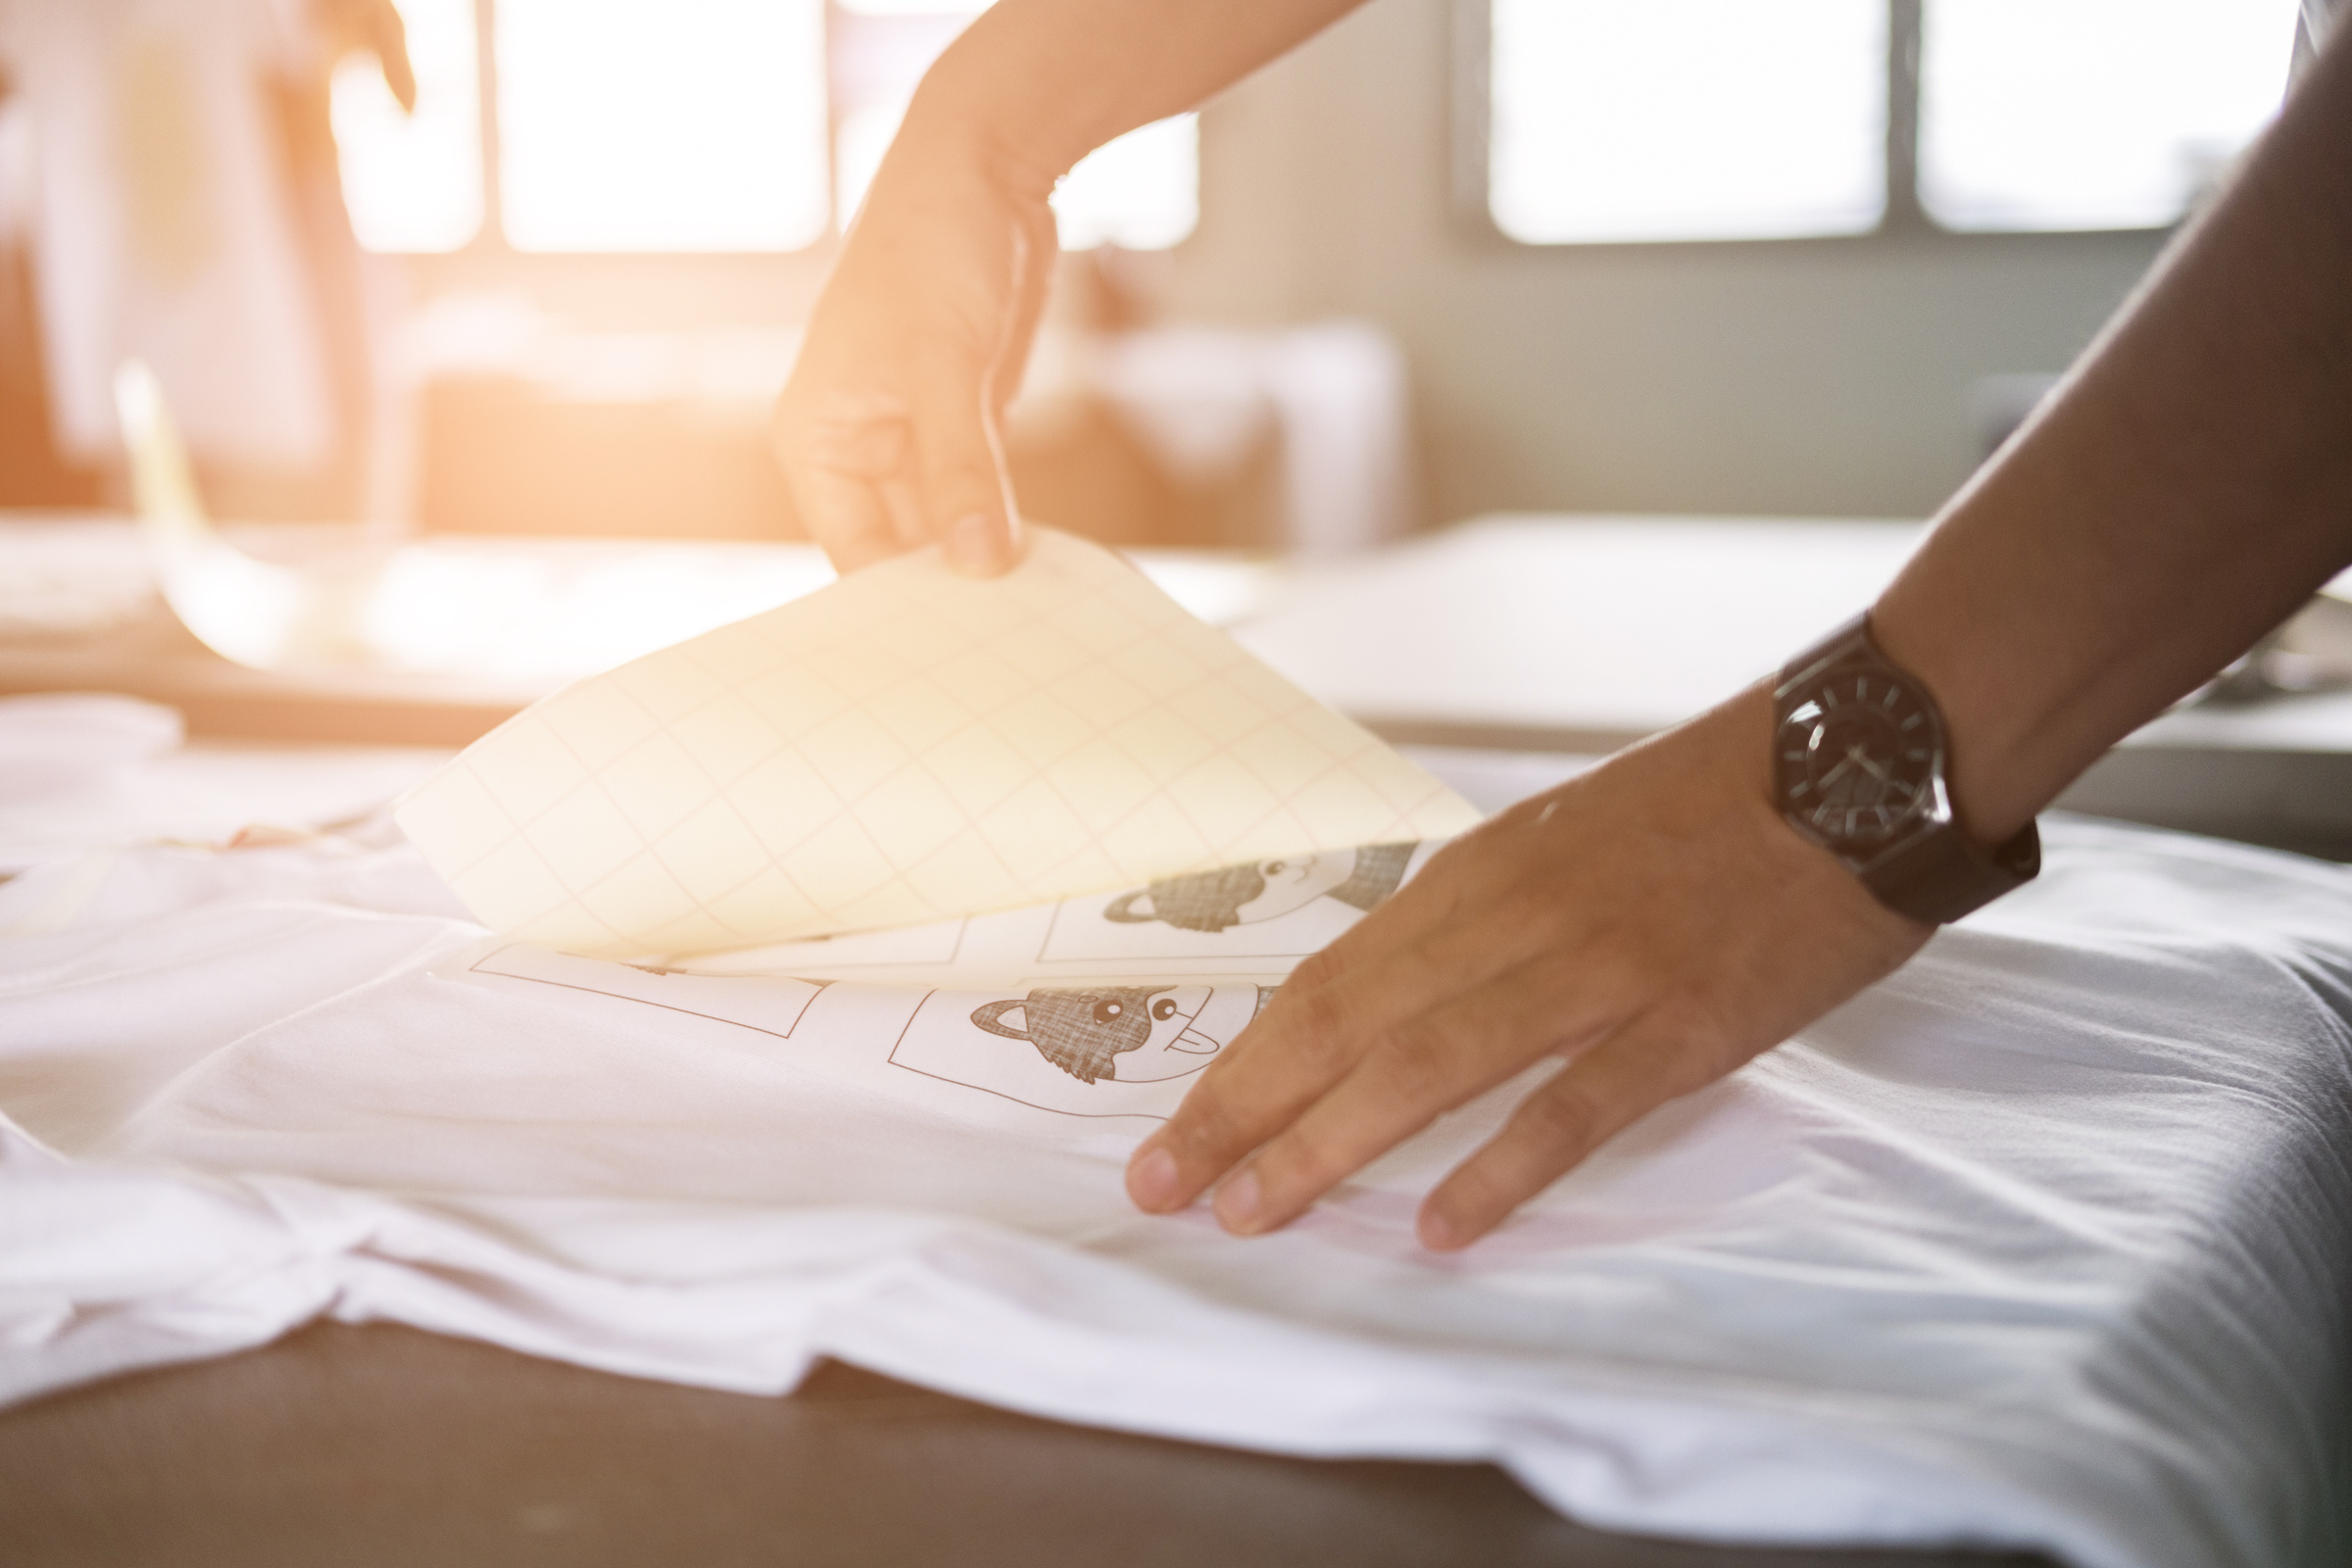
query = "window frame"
xmin=1452 ymin=0 xmax=2242 ymax=253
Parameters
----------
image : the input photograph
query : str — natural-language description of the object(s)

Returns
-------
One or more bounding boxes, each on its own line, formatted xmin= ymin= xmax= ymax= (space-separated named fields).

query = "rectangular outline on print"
xmin=468 ymin=943 xmax=830 ymax=1041
xmin=707 ymin=914 xmax=971 ymax=973
xmin=885 ymin=989 xmax=1172 ymax=1123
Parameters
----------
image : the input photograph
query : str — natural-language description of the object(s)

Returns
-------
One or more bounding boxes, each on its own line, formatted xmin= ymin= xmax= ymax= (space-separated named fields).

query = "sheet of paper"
xmin=395 ymin=530 xmax=1480 ymax=958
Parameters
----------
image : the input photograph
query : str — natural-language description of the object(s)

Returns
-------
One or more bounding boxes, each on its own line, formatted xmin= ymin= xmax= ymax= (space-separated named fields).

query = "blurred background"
xmin=0 ymin=0 xmax=2307 ymax=555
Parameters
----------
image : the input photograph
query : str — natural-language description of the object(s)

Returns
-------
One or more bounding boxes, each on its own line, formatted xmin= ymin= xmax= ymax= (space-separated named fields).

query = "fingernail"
xmin=1417 ymin=1206 xmax=1459 ymax=1251
xmin=1127 ymin=1145 xmax=1180 ymax=1211
xmin=1214 ymin=1168 xmax=1261 ymax=1234
xmin=944 ymin=513 xmax=1003 ymax=575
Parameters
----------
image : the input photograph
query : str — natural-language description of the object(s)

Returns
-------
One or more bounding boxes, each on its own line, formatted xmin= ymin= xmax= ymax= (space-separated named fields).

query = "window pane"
xmin=1054 ymin=115 xmax=1199 ymax=251
xmin=1920 ymin=0 xmax=2299 ymax=232
xmin=1489 ymin=0 xmax=1886 ymax=245
xmin=331 ymin=0 xmax=483 ymax=253
xmin=499 ymin=0 xmax=828 ymax=252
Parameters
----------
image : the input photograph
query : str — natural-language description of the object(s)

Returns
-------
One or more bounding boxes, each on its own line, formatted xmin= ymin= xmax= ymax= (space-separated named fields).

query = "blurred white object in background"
xmin=1092 ymin=321 xmax=1416 ymax=558
xmin=0 ymin=694 xmax=180 ymax=803
xmin=0 ymin=692 xmax=449 ymax=873
xmin=0 ymin=518 xmax=158 ymax=637
xmin=106 ymin=363 xmax=1279 ymax=687
xmin=115 ymin=361 xmax=834 ymax=677
xmin=0 ymin=0 xmax=333 ymax=466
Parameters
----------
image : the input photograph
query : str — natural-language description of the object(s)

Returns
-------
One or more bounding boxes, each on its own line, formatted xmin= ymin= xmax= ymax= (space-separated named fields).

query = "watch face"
xmin=1775 ymin=663 xmax=1942 ymax=853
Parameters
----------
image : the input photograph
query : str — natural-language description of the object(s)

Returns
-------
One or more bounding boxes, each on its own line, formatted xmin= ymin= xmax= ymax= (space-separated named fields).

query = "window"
xmin=333 ymin=0 xmax=1197 ymax=255
xmin=498 ymin=0 xmax=830 ymax=252
xmin=1919 ymin=0 xmax=2300 ymax=231
xmin=1484 ymin=0 xmax=2303 ymax=245
xmin=1489 ymin=0 xmax=1886 ymax=245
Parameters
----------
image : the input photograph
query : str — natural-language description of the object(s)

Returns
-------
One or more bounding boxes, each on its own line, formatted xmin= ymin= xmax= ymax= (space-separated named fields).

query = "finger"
xmin=1416 ymin=1007 xmax=1718 ymax=1251
xmin=787 ymin=464 xmax=905 ymax=573
xmin=1291 ymin=803 xmax=1568 ymax=983
xmin=1208 ymin=951 xmax=1638 ymax=1236
xmin=774 ymin=398 xmax=911 ymax=570
xmin=909 ymin=347 xmax=1020 ymax=576
xmin=1127 ymin=913 xmax=1605 ymax=1217
xmin=877 ymin=471 xmax=931 ymax=551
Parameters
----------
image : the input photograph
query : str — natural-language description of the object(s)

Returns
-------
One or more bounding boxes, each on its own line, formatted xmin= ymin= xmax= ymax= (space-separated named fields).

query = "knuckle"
xmin=1163 ymin=1090 xmax=1250 ymax=1165
xmin=1513 ymin=1080 xmax=1603 ymax=1156
xmin=1643 ymin=1000 xmax=1740 ymax=1089
xmin=1374 ymin=1020 xmax=1457 ymax=1106
xmin=1280 ymin=991 xmax=1362 ymax=1078
xmin=1255 ymin=1126 xmax=1349 ymax=1194
xmin=1437 ymin=1155 xmax=1515 ymax=1222
xmin=1286 ymin=948 xmax=1346 ymax=993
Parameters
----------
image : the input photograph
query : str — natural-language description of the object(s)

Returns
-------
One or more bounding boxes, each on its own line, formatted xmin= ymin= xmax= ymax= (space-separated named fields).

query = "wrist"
xmin=1865 ymin=591 xmax=2056 ymax=848
xmin=896 ymin=52 xmax=1081 ymax=209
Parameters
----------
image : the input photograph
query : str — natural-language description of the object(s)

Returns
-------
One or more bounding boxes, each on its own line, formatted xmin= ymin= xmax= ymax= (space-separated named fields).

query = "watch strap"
xmin=1859 ymin=812 xmax=2041 ymax=926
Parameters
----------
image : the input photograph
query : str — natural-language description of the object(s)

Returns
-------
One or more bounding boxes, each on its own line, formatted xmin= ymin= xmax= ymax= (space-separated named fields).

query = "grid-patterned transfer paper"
xmin=394 ymin=530 xmax=1483 ymax=958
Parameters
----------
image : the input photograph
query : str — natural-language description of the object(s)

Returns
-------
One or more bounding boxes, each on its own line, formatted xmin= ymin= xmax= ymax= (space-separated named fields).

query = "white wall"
xmin=1163 ymin=0 xmax=2172 ymax=524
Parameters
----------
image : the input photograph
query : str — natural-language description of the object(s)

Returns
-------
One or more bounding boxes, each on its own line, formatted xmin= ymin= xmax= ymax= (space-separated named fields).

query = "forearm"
xmin=898 ymin=0 xmax=1365 ymax=191
xmin=1874 ymin=24 xmax=2352 ymax=842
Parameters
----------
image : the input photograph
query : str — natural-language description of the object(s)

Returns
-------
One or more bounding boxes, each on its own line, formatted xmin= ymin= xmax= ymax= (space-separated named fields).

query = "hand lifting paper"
xmin=394 ymin=529 xmax=1481 ymax=958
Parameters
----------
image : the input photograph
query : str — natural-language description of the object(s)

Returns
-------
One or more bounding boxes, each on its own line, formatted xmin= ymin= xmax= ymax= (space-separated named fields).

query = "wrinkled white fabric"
xmin=1 ymin=818 xmax=2348 ymax=1568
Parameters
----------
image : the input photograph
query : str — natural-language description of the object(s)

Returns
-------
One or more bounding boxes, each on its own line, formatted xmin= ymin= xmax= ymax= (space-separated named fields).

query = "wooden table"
xmin=0 ymin=1325 xmax=2048 ymax=1568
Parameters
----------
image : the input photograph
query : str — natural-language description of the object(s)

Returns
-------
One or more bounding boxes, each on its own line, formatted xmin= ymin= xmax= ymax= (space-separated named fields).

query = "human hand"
xmin=1123 ymin=686 xmax=1933 ymax=1250
xmin=312 ymin=0 xmax=416 ymax=112
xmin=772 ymin=123 xmax=1058 ymax=576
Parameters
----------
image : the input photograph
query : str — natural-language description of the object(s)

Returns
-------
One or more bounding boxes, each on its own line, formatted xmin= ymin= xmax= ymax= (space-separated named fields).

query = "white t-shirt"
xmin=3 ymin=812 xmax=2350 ymax=1568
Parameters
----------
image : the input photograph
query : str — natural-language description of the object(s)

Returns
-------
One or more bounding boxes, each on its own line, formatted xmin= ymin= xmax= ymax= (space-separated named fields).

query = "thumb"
xmin=911 ymin=348 xmax=1022 ymax=577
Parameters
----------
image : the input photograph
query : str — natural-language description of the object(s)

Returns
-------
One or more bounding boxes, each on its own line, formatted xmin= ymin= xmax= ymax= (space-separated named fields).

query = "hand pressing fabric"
xmin=1123 ymin=689 xmax=1929 ymax=1250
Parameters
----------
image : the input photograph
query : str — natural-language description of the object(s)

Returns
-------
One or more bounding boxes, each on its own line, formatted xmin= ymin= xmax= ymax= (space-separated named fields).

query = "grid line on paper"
xmin=397 ymin=530 xmax=1482 ymax=958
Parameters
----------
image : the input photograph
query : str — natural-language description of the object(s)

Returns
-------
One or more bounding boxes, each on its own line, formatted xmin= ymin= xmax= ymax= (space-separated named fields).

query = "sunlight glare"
xmin=1920 ymin=0 xmax=2301 ymax=231
xmin=1490 ymin=0 xmax=1886 ymax=244
xmin=498 ymin=0 xmax=829 ymax=252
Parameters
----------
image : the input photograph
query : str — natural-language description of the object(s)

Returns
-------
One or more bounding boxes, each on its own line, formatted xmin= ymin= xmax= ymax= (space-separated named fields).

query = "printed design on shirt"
xmin=1102 ymin=844 xmax=1416 ymax=933
xmin=889 ymin=984 xmax=1278 ymax=1117
xmin=1035 ymin=844 xmax=1421 ymax=963
xmin=469 ymin=945 xmax=830 ymax=1040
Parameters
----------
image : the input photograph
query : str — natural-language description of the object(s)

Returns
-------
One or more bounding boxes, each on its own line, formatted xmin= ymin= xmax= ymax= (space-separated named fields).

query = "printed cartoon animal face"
xmin=970 ymin=985 xmax=1265 ymax=1084
xmin=1105 ymin=852 xmax=1364 ymax=933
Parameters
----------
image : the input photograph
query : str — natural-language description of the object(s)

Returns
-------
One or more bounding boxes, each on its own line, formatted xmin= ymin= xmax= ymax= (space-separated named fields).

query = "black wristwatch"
xmin=1771 ymin=613 xmax=2039 ymax=925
